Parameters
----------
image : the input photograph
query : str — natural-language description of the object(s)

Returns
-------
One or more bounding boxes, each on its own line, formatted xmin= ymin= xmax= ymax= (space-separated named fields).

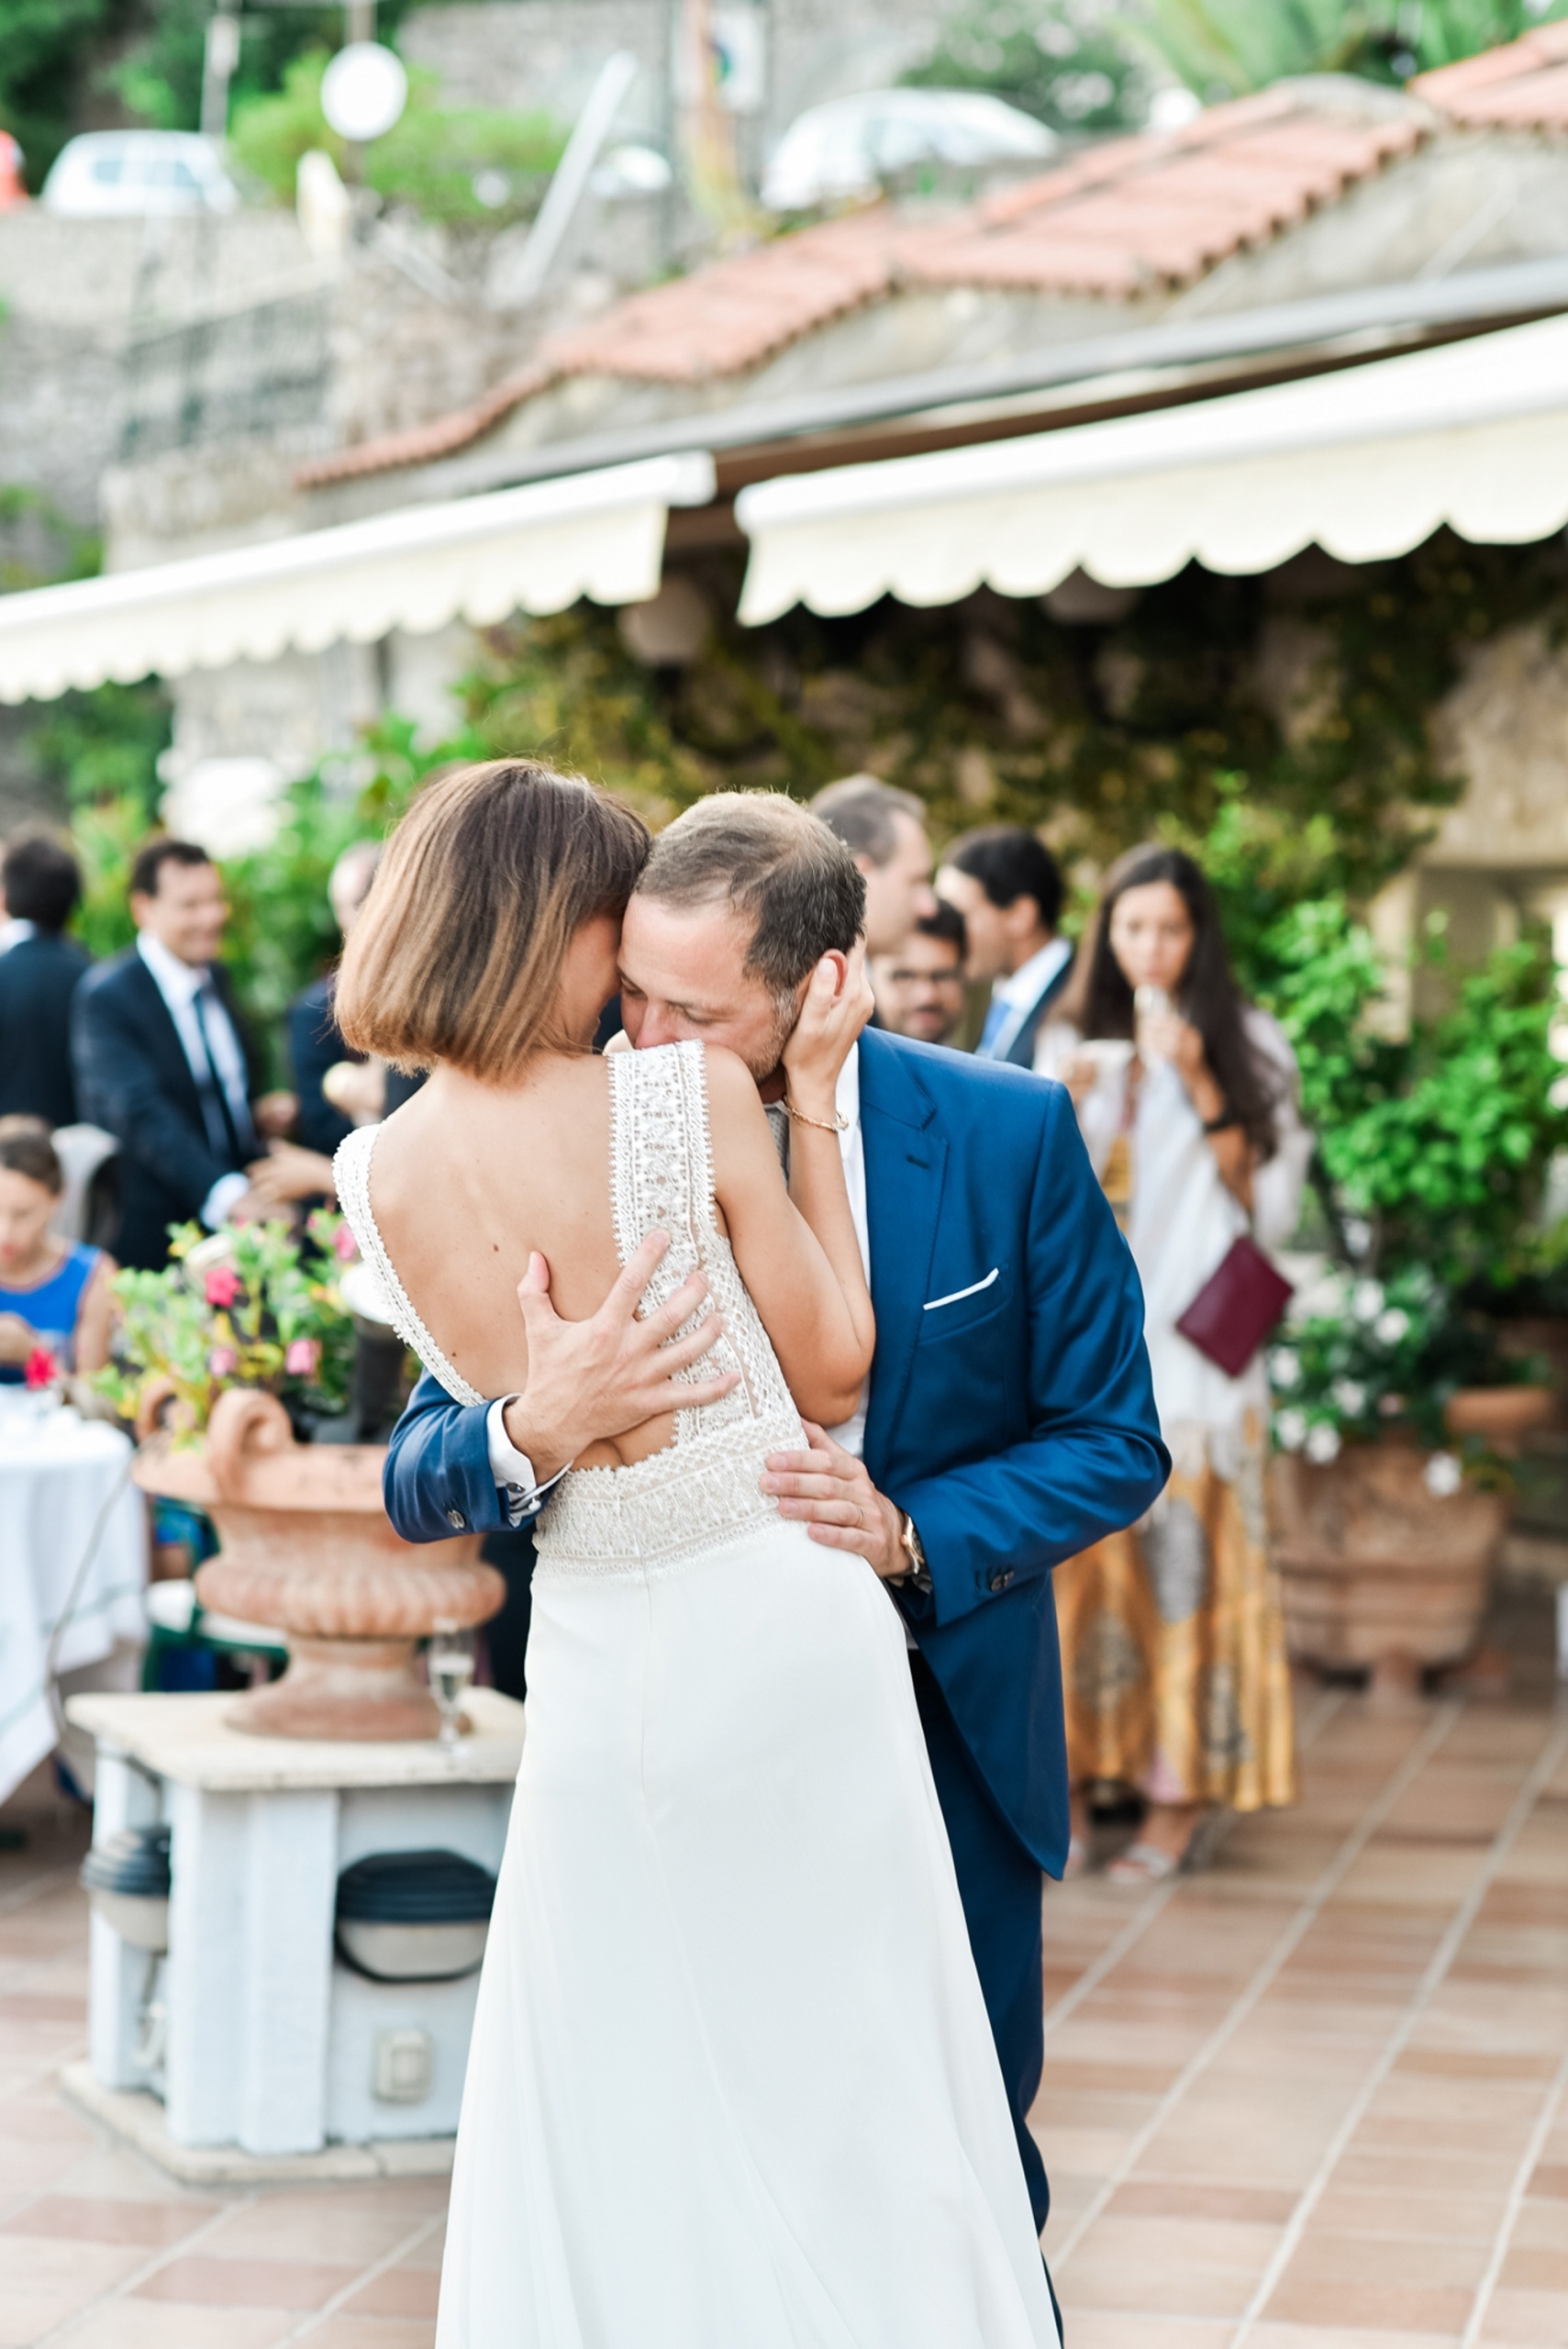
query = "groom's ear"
xmin=823 ymin=949 xmax=851 ymax=1001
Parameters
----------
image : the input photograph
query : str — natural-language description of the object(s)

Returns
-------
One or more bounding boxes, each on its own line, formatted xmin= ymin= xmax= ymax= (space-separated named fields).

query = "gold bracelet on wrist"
xmin=783 ymin=1097 xmax=849 ymax=1134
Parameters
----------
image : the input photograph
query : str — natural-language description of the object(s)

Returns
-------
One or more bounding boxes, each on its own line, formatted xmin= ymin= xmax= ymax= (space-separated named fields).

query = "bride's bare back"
xmin=364 ymin=1039 xmax=872 ymax=1468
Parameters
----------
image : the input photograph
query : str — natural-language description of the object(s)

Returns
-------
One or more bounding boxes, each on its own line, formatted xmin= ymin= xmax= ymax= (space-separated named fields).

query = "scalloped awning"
xmin=0 ymin=451 xmax=716 ymax=705
xmin=734 ymin=314 xmax=1568 ymax=624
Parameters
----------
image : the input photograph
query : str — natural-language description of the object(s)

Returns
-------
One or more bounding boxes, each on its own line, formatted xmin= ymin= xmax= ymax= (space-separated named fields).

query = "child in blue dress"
xmin=0 ymin=1117 xmax=116 ymax=1384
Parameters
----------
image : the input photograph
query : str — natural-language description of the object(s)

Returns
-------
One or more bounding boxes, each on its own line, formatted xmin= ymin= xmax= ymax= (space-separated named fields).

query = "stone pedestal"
xmin=67 ymin=1688 xmax=525 ymax=2161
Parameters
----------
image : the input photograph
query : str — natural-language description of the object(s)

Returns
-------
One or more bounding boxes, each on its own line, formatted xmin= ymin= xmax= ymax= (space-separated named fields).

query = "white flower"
xmin=1274 ymin=1408 xmax=1307 ymax=1452
xmin=1424 ymin=1451 xmax=1463 ymax=1497
xmin=1330 ymin=1379 xmax=1367 ymax=1418
xmin=1292 ymin=1272 xmax=1349 ymax=1325
xmin=1342 ymin=1216 xmax=1373 ymax=1259
xmin=1352 ymin=1279 xmax=1385 ymax=1324
xmin=185 ymin=1230 xmax=237 ymax=1275
xmin=1373 ymin=1307 xmax=1409 ymax=1346
xmin=1268 ymin=1347 xmax=1301 ymax=1389
xmin=1305 ymin=1422 xmax=1342 ymax=1464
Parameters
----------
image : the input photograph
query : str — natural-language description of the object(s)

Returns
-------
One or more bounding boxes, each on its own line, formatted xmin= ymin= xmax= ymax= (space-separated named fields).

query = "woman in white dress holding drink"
xmin=332 ymin=760 xmax=1059 ymax=2349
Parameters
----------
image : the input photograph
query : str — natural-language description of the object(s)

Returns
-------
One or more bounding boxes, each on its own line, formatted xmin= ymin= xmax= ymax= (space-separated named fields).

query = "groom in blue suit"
xmin=381 ymin=795 xmax=1168 ymax=2283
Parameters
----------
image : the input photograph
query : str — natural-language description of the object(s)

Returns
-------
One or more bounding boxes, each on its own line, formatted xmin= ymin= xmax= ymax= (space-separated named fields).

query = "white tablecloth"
xmin=0 ymin=1397 xmax=148 ymax=1807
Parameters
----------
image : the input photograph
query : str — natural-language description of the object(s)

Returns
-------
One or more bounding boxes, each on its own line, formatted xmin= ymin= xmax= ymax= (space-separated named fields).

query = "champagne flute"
xmin=428 ymin=1621 xmax=475 ymax=1747
xmin=1134 ymin=983 xmax=1171 ymax=1061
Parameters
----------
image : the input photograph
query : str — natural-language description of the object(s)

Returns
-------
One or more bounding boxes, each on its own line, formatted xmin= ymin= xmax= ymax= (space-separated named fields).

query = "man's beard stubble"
xmin=737 ymin=992 xmax=802 ymax=1091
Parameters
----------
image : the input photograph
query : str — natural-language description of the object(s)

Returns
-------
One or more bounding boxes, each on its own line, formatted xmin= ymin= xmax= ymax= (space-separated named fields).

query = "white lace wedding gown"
xmin=337 ymin=1041 xmax=1059 ymax=2349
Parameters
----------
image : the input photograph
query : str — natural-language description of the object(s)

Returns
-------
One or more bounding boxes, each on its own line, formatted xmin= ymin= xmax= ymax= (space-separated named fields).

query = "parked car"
xmin=41 ymin=132 xmax=239 ymax=217
xmin=762 ymin=89 xmax=1054 ymax=213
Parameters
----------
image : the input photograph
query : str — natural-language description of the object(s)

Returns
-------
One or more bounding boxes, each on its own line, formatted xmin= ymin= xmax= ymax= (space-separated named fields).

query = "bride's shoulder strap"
xmin=332 ymin=1123 xmax=485 ymax=1408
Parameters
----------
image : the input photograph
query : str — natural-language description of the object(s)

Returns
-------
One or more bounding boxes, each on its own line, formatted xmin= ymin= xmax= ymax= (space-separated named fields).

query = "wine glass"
xmin=428 ymin=1621 xmax=475 ymax=1747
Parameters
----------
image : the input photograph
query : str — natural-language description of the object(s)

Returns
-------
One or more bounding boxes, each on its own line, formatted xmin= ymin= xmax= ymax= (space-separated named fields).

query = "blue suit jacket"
xmin=382 ymin=1030 xmax=1168 ymax=1875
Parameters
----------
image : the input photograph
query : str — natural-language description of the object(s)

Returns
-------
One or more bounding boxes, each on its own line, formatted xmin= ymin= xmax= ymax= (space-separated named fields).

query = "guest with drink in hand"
xmin=0 ymin=1117 xmax=116 ymax=1385
xmin=1037 ymin=846 xmax=1310 ymax=1879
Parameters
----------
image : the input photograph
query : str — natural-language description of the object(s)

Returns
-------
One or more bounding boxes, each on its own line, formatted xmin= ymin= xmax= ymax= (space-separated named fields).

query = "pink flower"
xmin=284 ymin=1337 xmax=320 ymax=1377
xmin=24 ymin=1345 xmax=57 ymax=1391
xmin=207 ymin=1346 xmax=238 ymax=1377
xmin=205 ymin=1267 xmax=241 ymax=1308
xmin=333 ymin=1224 xmax=359 ymax=1264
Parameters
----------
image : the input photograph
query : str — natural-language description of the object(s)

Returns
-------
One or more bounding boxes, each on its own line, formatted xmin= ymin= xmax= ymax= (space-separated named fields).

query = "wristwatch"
xmin=891 ymin=1510 xmax=932 ymax=1596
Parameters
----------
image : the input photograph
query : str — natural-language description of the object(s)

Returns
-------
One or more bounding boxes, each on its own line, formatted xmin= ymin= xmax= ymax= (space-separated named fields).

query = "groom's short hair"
xmin=639 ymin=793 xmax=865 ymax=999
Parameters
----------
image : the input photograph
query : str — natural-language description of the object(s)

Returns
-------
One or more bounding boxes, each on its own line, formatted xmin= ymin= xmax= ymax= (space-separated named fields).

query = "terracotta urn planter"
xmin=1268 ymin=1440 xmax=1507 ymax=1691
xmin=1442 ymin=1384 xmax=1555 ymax=1450
xmin=133 ymin=1387 xmax=505 ymax=1742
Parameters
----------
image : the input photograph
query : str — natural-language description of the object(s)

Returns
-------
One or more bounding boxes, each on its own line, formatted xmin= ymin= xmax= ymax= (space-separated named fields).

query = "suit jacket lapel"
xmin=125 ymin=956 xmax=208 ymax=1128
xmin=858 ymin=1032 xmax=948 ymax=1475
xmin=1004 ymin=948 xmax=1073 ymax=1068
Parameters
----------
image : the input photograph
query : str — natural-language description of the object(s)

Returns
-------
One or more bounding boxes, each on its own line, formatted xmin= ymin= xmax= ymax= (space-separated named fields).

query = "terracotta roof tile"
xmin=545 ymin=214 xmax=899 ymax=384
xmin=297 ymin=82 xmax=1429 ymax=487
xmin=295 ymin=362 xmax=553 ymax=487
xmin=1415 ymin=23 xmax=1568 ymax=127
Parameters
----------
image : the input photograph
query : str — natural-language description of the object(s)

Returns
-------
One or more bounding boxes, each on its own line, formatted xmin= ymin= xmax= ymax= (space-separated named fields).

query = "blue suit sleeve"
xmin=384 ymin=1372 xmax=518 ymax=1542
xmin=898 ymin=1086 xmax=1170 ymax=1629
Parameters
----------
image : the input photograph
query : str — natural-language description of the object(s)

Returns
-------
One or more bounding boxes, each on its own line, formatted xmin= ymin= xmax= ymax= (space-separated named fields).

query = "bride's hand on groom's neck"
xmin=782 ymin=946 xmax=874 ymax=1118
xmin=500 ymin=1233 xmax=740 ymax=1478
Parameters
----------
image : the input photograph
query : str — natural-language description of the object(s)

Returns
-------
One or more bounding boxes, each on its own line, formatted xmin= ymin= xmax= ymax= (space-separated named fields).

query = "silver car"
xmin=42 ymin=131 xmax=239 ymax=217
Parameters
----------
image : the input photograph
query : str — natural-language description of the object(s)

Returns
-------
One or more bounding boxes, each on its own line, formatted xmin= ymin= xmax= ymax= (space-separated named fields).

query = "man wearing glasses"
xmin=870 ymin=899 xmax=970 ymax=1048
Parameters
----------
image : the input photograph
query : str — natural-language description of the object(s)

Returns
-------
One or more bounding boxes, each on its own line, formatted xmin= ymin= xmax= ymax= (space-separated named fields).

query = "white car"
xmin=762 ymin=88 xmax=1054 ymax=213
xmin=42 ymin=131 xmax=239 ymax=217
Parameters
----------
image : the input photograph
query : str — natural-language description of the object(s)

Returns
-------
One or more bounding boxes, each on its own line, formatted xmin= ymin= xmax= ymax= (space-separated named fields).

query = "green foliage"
xmin=228 ymin=50 xmax=563 ymax=223
xmin=1258 ymin=896 xmax=1568 ymax=1289
xmin=0 ymin=0 xmax=127 ymax=188
xmin=0 ymin=485 xmax=97 ymax=592
xmin=904 ymin=0 xmax=1145 ymax=132
xmin=113 ymin=3 xmax=416 ymax=138
xmin=97 ymin=1210 xmax=355 ymax=1437
xmin=1118 ymin=0 xmax=1567 ymax=100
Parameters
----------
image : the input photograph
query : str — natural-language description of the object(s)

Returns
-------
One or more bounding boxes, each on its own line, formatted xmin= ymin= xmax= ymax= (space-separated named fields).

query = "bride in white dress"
xmin=331 ymin=759 xmax=1059 ymax=2349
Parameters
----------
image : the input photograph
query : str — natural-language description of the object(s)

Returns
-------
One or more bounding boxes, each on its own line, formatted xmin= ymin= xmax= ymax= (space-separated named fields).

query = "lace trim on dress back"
xmin=334 ymin=1124 xmax=484 ymax=1408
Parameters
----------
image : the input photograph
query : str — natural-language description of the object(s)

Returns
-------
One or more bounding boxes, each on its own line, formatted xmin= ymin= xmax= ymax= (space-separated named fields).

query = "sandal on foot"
xmin=1106 ymin=1840 xmax=1178 ymax=1884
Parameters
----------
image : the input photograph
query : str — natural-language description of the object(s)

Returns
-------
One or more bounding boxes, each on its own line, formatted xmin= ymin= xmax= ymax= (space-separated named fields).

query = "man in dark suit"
xmin=0 ymin=831 xmax=91 ymax=1127
xmin=938 ymin=825 xmax=1073 ymax=1070
xmin=72 ymin=838 xmax=287 ymax=1270
xmin=376 ymin=795 xmax=1167 ymax=2300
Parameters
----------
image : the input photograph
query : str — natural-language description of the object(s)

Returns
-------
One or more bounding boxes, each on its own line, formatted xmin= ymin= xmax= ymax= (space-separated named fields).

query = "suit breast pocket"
xmin=918 ymin=1264 xmax=1010 ymax=1341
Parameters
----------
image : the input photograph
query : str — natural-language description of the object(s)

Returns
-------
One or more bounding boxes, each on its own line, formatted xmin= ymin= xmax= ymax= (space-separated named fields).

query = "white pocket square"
xmin=923 ymin=1268 xmax=1000 ymax=1312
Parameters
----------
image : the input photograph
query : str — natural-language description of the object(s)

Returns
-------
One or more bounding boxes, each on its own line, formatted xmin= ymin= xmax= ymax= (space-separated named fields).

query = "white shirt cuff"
xmin=485 ymin=1397 xmax=575 ymax=1528
xmin=201 ymin=1171 xmax=250 ymax=1230
xmin=486 ymin=1397 xmax=540 ymax=1491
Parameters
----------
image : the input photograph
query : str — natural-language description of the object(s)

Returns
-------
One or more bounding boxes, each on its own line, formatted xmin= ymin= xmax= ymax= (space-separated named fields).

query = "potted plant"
xmin=100 ymin=1217 xmax=503 ymax=1742
xmin=1258 ymin=903 xmax=1564 ymax=1687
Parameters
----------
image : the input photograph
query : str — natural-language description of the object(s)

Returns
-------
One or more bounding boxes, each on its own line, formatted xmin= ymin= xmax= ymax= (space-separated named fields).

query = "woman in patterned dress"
xmin=1037 ymin=847 xmax=1311 ymax=1879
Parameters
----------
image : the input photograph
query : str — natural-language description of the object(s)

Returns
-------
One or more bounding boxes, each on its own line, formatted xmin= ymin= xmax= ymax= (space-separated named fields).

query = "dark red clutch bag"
xmin=1174 ymin=1235 xmax=1294 ymax=1379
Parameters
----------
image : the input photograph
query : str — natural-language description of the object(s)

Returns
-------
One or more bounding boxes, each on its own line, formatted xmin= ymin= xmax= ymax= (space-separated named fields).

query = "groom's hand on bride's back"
xmin=502 ymin=1231 xmax=740 ymax=1480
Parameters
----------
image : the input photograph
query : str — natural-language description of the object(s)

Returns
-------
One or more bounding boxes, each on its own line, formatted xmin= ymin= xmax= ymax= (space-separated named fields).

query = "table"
xmin=0 ymin=1396 xmax=148 ymax=1807
xmin=68 ymin=1687 xmax=526 ymax=2159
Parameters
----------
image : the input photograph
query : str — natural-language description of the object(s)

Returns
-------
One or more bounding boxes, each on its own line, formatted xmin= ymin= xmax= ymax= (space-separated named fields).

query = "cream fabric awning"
xmin=0 ymin=451 xmax=716 ymax=705
xmin=734 ymin=314 xmax=1568 ymax=623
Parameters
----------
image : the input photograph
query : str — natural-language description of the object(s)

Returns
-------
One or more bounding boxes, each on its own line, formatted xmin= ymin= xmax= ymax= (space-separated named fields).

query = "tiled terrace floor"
xmin=0 ymin=1616 xmax=1563 ymax=2348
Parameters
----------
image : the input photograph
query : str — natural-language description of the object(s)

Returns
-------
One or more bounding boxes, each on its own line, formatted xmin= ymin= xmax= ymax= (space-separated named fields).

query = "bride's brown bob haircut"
xmin=337 ymin=759 xmax=649 ymax=1080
